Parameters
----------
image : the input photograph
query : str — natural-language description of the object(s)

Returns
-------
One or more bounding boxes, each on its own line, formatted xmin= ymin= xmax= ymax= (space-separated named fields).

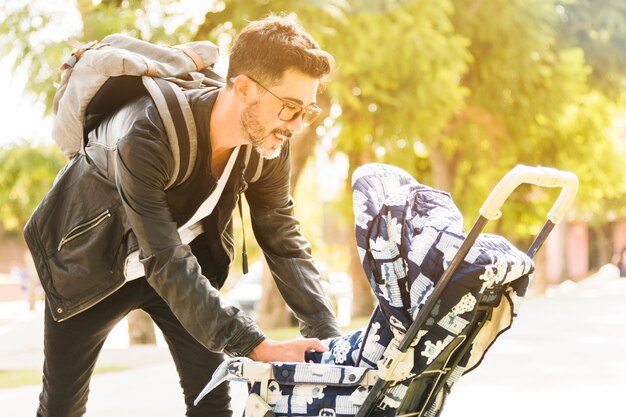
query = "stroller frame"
xmin=358 ymin=165 xmax=578 ymax=416
xmin=199 ymin=164 xmax=578 ymax=417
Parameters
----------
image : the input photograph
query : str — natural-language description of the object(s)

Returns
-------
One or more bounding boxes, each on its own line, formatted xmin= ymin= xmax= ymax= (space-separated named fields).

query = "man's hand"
xmin=247 ymin=338 xmax=328 ymax=362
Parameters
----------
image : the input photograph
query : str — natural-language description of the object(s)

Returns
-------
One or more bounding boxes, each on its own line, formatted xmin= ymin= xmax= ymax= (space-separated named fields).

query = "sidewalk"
xmin=0 ymin=302 xmax=247 ymax=417
xmin=444 ymin=265 xmax=626 ymax=417
xmin=1 ymin=266 xmax=625 ymax=416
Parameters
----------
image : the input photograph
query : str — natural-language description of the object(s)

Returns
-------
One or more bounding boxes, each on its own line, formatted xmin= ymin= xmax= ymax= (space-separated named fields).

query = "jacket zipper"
xmin=58 ymin=209 xmax=112 ymax=251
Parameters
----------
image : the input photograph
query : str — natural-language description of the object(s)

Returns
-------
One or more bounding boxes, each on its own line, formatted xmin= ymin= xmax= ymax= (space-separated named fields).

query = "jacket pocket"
xmin=24 ymin=155 xmax=128 ymax=321
xmin=57 ymin=209 xmax=112 ymax=251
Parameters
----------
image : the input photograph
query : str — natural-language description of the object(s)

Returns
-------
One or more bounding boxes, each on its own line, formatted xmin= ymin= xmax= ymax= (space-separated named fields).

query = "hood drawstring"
xmin=237 ymin=197 xmax=249 ymax=274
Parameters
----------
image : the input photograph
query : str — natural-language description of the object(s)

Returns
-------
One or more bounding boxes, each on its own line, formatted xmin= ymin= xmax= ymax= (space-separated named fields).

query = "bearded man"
xmin=31 ymin=15 xmax=340 ymax=417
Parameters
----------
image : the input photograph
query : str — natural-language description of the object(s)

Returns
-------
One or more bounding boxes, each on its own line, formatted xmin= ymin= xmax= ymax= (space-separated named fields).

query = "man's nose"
xmin=284 ymin=115 xmax=304 ymax=134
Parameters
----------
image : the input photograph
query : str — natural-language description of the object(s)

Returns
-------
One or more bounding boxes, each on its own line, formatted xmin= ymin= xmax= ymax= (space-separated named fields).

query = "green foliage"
xmin=555 ymin=0 xmax=626 ymax=97
xmin=0 ymin=2 xmax=71 ymax=112
xmin=0 ymin=0 xmax=624 ymax=246
xmin=0 ymin=143 xmax=66 ymax=232
xmin=327 ymin=0 xmax=470 ymax=156
xmin=554 ymin=92 xmax=626 ymax=223
xmin=0 ymin=0 xmax=209 ymax=111
xmin=425 ymin=0 xmax=625 ymax=238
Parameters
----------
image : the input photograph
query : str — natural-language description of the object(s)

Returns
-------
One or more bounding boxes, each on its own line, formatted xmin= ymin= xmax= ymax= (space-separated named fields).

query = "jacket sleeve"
xmin=113 ymin=104 xmax=265 ymax=357
xmin=244 ymin=144 xmax=341 ymax=340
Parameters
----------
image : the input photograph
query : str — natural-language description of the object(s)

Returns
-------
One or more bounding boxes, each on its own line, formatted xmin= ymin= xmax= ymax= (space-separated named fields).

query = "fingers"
xmin=247 ymin=338 xmax=329 ymax=363
xmin=301 ymin=338 xmax=329 ymax=353
xmin=287 ymin=338 xmax=329 ymax=362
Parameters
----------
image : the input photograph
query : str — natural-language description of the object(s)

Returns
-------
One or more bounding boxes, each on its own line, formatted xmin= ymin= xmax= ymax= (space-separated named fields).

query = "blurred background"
xmin=0 ymin=1 xmax=625 ymax=415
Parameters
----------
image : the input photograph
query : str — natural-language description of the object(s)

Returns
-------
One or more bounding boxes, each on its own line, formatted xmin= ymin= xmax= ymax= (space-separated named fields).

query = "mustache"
xmin=271 ymin=128 xmax=294 ymax=139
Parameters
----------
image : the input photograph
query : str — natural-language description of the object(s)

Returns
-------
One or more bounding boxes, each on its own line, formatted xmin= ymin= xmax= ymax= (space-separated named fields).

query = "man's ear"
xmin=232 ymin=75 xmax=256 ymax=104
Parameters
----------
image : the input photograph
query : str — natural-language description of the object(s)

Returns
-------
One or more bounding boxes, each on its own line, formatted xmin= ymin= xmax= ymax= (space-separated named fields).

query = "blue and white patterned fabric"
xmin=226 ymin=360 xmax=374 ymax=416
xmin=310 ymin=164 xmax=533 ymax=368
xmin=232 ymin=163 xmax=535 ymax=416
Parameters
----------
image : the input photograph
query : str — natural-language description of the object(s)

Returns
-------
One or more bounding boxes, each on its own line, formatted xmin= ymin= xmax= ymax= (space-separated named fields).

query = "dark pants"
xmin=37 ymin=278 xmax=232 ymax=417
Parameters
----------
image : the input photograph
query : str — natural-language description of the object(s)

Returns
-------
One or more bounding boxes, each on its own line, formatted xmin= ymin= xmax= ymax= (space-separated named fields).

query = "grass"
xmin=0 ymin=366 xmax=127 ymax=389
xmin=265 ymin=315 xmax=371 ymax=341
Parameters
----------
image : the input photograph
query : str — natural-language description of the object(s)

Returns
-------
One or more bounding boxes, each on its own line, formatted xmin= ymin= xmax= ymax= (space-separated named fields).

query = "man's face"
xmin=241 ymin=69 xmax=319 ymax=159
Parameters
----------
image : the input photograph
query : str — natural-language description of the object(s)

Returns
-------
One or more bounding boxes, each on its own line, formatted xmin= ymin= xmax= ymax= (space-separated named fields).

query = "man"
xmin=28 ymin=16 xmax=341 ymax=417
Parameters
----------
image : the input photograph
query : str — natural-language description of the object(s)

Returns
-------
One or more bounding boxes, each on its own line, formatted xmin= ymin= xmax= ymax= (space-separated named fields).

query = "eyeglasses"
xmin=243 ymin=76 xmax=322 ymax=127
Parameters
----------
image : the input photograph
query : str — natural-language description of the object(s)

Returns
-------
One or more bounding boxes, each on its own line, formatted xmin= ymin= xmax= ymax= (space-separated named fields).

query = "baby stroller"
xmin=197 ymin=163 xmax=578 ymax=417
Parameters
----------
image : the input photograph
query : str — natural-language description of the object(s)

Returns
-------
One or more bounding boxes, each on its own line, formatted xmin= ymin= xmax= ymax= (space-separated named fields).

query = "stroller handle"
xmin=479 ymin=164 xmax=579 ymax=223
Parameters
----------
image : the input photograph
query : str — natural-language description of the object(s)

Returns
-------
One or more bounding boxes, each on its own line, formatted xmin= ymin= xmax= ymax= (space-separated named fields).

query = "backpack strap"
xmin=242 ymin=145 xmax=264 ymax=184
xmin=237 ymin=145 xmax=265 ymax=274
xmin=142 ymin=76 xmax=197 ymax=190
xmin=144 ymin=77 xmax=264 ymax=275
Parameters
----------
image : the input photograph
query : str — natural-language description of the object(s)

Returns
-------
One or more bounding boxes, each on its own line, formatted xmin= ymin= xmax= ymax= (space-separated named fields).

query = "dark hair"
xmin=227 ymin=15 xmax=335 ymax=88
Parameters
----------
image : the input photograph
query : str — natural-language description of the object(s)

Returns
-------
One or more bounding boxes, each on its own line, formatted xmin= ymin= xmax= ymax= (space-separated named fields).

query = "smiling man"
xmin=32 ymin=15 xmax=341 ymax=417
xmin=234 ymin=71 xmax=319 ymax=159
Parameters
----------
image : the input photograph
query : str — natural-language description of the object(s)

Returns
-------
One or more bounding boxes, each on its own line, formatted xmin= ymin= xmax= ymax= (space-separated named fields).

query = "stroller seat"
xmin=198 ymin=163 xmax=538 ymax=417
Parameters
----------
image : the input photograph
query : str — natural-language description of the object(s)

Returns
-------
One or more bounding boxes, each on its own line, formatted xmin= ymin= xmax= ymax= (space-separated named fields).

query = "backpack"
xmin=51 ymin=33 xmax=263 ymax=274
xmin=52 ymin=33 xmax=227 ymax=189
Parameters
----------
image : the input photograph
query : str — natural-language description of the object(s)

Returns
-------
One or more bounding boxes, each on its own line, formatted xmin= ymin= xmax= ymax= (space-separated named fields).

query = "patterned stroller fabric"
xmin=224 ymin=359 xmax=376 ymax=416
xmin=208 ymin=163 xmax=535 ymax=417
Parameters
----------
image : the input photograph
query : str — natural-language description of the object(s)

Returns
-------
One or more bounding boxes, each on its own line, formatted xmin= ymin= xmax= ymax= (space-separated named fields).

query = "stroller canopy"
xmin=351 ymin=163 xmax=534 ymax=373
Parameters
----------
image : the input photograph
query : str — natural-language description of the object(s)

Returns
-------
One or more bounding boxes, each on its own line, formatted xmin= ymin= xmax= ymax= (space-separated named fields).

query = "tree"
xmin=0 ymin=142 xmax=65 ymax=232
xmin=319 ymin=0 xmax=471 ymax=316
xmin=318 ymin=0 xmax=625 ymax=295
xmin=0 ymin=143 xmax=65 ymax=311
xmin=2 ymin=0 xmax=624 ymax=326
xmin=555 ymin=0 xmax=626 ymax=98
xmin=438 ymin=0 xmax=601 ymax=226
xmin=0 ymin=0 xmax=352 ymax=330
xmin=553 ymin=0 xmax=626 ymax=264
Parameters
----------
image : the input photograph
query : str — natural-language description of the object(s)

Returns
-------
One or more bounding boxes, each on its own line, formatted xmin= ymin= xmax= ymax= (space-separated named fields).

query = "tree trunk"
xmin=23 ymin=250 xmax=39 ymax=311
xmin=257 ymin=259 xmax=293 ymax=330
xmin=429 ymin=140 xmax=456 ymax=192
xmin=289 ymin=128 xmax=318 ymax=191
xmin=127 ymin=310 xmax=157 ymax=345
xmin=589 ymin=222 xmax=615 ymax=269
xmin=347 ymin=149 xmax=376 ymax=318
xmin=76 ymin=0 xmax=99 ymax=40
xmin=530 ymin=244 xmax=549 ymax=296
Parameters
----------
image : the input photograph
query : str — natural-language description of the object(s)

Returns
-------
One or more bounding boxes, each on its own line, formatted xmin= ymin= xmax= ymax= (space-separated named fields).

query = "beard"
xmin=241 ymin=102 xmax=293 ymax=159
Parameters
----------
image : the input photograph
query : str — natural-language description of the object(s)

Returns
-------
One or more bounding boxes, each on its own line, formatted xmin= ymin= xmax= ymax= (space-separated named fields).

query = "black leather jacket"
xmin=24 ymin=87 xmax=341 ymax=356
